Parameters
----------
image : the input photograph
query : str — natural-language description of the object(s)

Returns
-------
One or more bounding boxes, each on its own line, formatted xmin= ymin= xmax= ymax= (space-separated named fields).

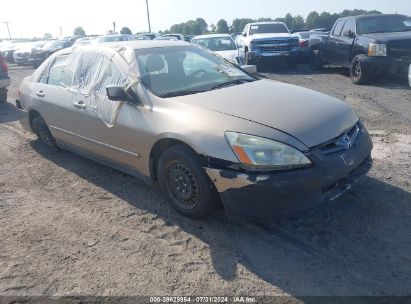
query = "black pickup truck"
xmin=309 ymin=14 xmax=411 ymax=84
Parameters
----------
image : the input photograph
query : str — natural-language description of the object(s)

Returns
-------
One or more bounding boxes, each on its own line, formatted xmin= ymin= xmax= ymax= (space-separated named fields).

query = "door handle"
xmin=73 ymin=101 xmax=86 ymax=109
xmin=36 ymin=91 xmax=45 ymax=97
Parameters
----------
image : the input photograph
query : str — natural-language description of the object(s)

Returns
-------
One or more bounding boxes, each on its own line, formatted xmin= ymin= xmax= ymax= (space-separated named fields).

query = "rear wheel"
xmin=157 ymin=145 xmax=220 ymax=219
xmin=32 ymin=116 xmax=58 ymax=152
xmin=310 ymin=51 xmax=323 ymax=70
xmin=350 ymin=55 xmax=368 ymax=85
xmin=0 ymin=89 xmax=7 ymax=103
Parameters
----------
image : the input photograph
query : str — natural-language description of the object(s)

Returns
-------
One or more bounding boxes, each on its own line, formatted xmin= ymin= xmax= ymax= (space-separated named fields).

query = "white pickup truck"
xmin=236 ymin=22 xmax=300 ymax=69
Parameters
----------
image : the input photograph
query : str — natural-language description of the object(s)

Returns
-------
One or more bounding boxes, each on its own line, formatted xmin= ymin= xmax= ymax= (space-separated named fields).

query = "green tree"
xmin=216 ymin=19 xmax=229 ymax=33
xmin=291 ymin=15 xmax=305 ymax=30
xmin=43 ymin=33 xmax=52 ymax=39
xmin=305 ymin=11 xmax=320 ymax=29
xmin=210 ymin=24 xmax=216 ymax=32
xmin=284 ymin=13 xmax=293 ymax=28
xmin=73 ymin=26 xmax=86 ymax=36
xmin=195 ymin=18 xmax=208 ymax=33
xmin=120 ymin=27 xmax=132 ymax=35
xmin=232 ymin=18 xmax=254 ymax=33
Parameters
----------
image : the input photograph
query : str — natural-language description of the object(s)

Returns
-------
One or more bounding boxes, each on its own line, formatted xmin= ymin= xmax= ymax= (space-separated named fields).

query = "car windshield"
xmin=43 ymin=41 xmax=66 ymax=49
xmin=134 ymin=46 xmax=255 ymax=98
xmin=358 ymin=15 xmax=411 ymax=34
xmin=250 ymin=23 xmax=289 ymax=35
xmin=192 ymin=37 xmax=237 ymax=51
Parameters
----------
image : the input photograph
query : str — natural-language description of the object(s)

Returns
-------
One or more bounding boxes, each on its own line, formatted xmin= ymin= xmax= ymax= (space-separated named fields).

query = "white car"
xmin=191 ymin=34 xmax=242 ymax=65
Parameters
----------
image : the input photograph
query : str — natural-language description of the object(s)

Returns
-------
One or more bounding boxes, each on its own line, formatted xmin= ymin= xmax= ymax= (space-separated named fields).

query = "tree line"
xmin=73 ymin=9 xmax=383 ymax=37
xmin=161 ymin=9 xmax=382 ymax=35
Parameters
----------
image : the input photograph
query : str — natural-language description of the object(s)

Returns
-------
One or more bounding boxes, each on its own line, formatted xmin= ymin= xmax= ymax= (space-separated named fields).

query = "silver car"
xmin=16 ymin=41 xmax=373 ymax=221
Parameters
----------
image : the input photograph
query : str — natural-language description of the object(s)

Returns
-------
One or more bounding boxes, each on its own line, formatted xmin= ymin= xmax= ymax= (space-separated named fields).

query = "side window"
xmin=72 ymin=52 xmax=109 ymax=93
xmin=38 ymin=62 xmax=51 ymax=84
xmin=91 ymin=61 xmax=128 ymax=126
xmin=332 ymin=20 xmax=345 ymax=36
xmin=342 ymin=19 xmax=355 ymax=35
xmin=47 ymin=54 xmax=72 ymax=87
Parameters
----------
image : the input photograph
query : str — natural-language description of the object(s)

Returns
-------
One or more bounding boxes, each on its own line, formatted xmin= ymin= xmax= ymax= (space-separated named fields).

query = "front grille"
xmin=388 ymin=40 xmax=411 ymax=59
xmin=316 ymin=123 xmax=361 ymax=156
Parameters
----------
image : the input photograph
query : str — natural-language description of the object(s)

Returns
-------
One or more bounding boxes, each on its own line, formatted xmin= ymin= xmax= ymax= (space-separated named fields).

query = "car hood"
xmin=250 ymin=33 xmax=297 ymax=41
xmin=173 ymin=79 xmax=357 ymax=148
xmin=362 ymin=31 xmax=411 ymax=43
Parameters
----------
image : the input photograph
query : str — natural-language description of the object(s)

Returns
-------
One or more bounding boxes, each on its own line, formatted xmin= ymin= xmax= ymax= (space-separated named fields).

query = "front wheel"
xmin=350 ymin=55 xmax=368 ymax=85
xmin=157 ymin=145 xmax=220 ymax=219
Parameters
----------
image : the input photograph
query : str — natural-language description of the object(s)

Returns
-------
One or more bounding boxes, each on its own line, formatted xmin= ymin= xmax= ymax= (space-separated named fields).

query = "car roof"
xmin=338 ymin=14 xmax=408 ymax=21
xmin=71 ymin=40 xmax=190 ymax=53
xmin=192 ymin=34 xmax=232 ymax=39
xmin=250 ymin=21 xmax=285 ymax=25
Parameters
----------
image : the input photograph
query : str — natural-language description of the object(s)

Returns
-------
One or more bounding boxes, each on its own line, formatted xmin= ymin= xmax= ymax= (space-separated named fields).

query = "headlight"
xmin=368 ymin=43 xmax=387 ymax=57
xmin=225 ymin=132 xmax=311 ymax=170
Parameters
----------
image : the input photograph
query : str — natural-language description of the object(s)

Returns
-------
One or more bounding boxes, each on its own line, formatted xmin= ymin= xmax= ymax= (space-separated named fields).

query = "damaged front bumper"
xmin=205 ymin=125 xmax=373 ymax=222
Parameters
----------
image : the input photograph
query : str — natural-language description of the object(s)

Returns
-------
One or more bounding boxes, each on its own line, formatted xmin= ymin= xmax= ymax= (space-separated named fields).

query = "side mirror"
xmin=106 ymin=85 xmax=140 ymax=104
xmin=244 ymin=45 xmax=249 ymax=53
xmin=343 ymin=30 xmax=355 ymax=38
xmin=241 ymin=65 xmax=257 ymax=74
xmin=242 ymin=33 xmax=247 ymax=37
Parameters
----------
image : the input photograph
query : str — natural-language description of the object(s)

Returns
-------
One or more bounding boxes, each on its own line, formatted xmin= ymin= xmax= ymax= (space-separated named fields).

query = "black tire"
xmin=32 ymin=116 xmax=58 ymax=152
xmin=310 ymin=51 xmax=323 ymax=70
xmin=0 ymin=89 xmax=6 ymax=103
xmin=350 ymin=55 xmax=368 ymax=85
xmin=157 ymin=144 xmax=220 ymax=219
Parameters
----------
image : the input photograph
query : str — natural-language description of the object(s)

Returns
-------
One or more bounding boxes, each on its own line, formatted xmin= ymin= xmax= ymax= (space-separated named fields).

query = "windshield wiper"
xmin=159 ymin=89 xmax=207 ymax=98
xmin=210 ymin=79 xmax=255 ymax=91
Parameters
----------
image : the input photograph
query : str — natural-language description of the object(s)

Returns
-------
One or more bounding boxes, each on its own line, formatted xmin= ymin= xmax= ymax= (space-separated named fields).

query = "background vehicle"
xmin=160 ymin=34 xmax=184 ymax=41
xmin=133 ymin=34 xmax=152 ymax=40
xmin=29 ymin=40 xmax=73 ymax=68
xmin=309 ymin=14 xmax=411 ymax=84
xmin=154 ymin=36 xmax=179 ymax=41
xmin=1 ymin=41 xmax=24 ymax=63
xmin=0 ymin=53 xmax=10 ymax=102
xmin=294 ymin=31 xmax=311 ymax=63
xmin=191 ymin=34 xmax=242 ymax=64
xmin=17 ymin=41 xmax=372 ymax=221
xmin=73 ymin=37 xmax=95 ymax=46
xmin=13 ymin=41 xmax=46 ymax=65
xmin=94 ymin=34 xmax=134 ymax=43
xmin=184 ymin=35 xmax=194 ymax=42
xmin=236 ymin=22 xmax=300 ymax=69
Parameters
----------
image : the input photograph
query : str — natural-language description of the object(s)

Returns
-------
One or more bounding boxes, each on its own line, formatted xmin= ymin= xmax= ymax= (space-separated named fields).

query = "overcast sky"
xmin=1 ymin=0 xmax=410 ymax=38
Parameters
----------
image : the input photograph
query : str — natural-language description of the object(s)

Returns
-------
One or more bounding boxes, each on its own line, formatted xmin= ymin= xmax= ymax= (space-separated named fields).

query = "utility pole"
xmin=145 ymin=0 xmax=152 ymax=33
xmin=2 ymin=21 xmax=11 ymax=39
xmin=113 ymin=21 xmax=116 ymax=34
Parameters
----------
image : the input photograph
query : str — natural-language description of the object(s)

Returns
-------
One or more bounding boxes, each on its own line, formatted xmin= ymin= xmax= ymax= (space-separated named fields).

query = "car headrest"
xmin=145 ymin=55 xmax=165 ymax=73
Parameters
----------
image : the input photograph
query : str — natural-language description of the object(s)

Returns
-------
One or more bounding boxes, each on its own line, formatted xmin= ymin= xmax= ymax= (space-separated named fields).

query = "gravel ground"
xmin=0 ymin=64 xmax=410 ymax=299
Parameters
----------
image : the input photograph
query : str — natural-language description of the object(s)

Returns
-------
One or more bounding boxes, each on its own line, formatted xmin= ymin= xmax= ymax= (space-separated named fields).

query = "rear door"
xmin=30 ymin=52 xmax=83 ymax=145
